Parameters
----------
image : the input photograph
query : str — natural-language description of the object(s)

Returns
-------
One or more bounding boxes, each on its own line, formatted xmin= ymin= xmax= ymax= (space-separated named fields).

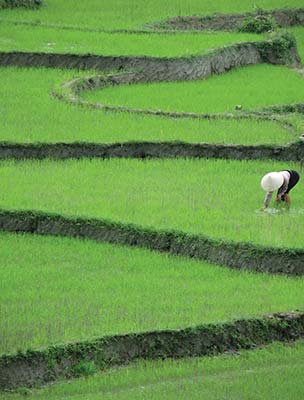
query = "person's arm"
xmin=264 ymin=191 xmax=273 ymax=208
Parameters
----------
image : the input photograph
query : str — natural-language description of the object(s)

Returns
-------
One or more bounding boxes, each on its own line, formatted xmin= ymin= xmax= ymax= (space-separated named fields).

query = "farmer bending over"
xmin=261 ymin=170 xmax=300 ymax=209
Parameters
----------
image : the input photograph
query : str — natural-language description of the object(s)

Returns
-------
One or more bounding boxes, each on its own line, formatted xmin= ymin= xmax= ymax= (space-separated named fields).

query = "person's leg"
xmin=283 ymin=170 xmax=300 ymax=208
xmin=285 ymin=193 xmax=291 ymax=208
xmin=286 ymin=170 xmax=300 ymax=193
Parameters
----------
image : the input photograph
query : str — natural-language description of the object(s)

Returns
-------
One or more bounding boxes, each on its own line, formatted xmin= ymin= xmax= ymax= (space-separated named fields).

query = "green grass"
xmin=0 ymin=158 xmax=303 ymax=248
xmin=0 ymin=232 xmax=303 ymax=355
xmin=2 ymin=341 xmax=304 ymax=399
xmin=0 ymin=22 xmax=265 ymax=57
xmin=0 ymin=67 xmax=295 ymax=145
xmin=0 ymin=0 xmax=303 ymax=30
xmin=82 ymin=64 xmax=304 ymax=114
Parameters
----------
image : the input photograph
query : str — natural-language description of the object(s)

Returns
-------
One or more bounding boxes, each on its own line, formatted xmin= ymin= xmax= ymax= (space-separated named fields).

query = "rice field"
xmin=0 ymin=0 xmax=303 ymax=30
xmin=0 ymin=67 xmax=299 ymax=145
xmin=1 ymin=341 xmax=304 ymax=399
xmin=0 ymin=18 xmax=303 ymax=60
xmin=0 ymin=0 xmax=304 ymax=394
xmin=0 ymin=22 xmax=265 ymax=57
xmin=1 ymin=232 xmax=303 ymax=355
xmin=0 ymin=158 xmax=303 ymax=248
xmin=82 ymin=64 xmax=304 ymax=114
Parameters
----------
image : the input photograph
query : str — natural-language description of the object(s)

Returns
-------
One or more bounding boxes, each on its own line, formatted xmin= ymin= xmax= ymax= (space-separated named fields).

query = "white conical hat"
xmin=261 ymin=172 xmax=284 ymax=192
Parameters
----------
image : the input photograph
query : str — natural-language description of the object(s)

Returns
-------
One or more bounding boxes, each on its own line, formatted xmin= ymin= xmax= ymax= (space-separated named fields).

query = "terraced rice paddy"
xmin=1 ymin=67 xmax=296 ymax=145
xmin=0 ymin=22 xmax=265 ymax=57
xmin=82 ymin=64 xmax=304 ymax=114
xmin=1 ymin=232 xmax=303 ymax=354
xmin=1 ymin=0 xmax=303 ymax=29
xmin=0 ymin=158 xmax=303 ymax=248
xmin=0 ymin=0 xmax=303 ymax=395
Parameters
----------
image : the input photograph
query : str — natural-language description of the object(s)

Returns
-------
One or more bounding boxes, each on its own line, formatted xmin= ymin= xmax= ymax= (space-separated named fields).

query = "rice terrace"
xmin=1 ymin=0 xmax=304 ymax=398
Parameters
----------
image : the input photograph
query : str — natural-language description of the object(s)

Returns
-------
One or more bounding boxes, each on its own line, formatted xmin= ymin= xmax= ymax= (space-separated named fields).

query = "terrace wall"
xmin=0 ymin=141 xmax=304 ymax=161
xmin=1 ymin=312 xmax=303 ymax=389
xmin=0 ymin=35 xmax=301 ymax=80
xmin=0 ymin=0 xmax=42 ymax=9
xmin=0 ymin=210 xmax=303 ymax=275
xmin=152 ymin=8 xmax=304 ymax=31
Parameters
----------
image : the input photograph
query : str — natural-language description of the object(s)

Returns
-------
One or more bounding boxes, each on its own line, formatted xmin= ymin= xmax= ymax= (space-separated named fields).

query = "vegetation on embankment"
xmin=1 ymin=340 xmax=304 ymax=399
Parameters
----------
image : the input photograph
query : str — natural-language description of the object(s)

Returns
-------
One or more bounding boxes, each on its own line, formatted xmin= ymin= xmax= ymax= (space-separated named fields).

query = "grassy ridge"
xmin=82 ymin=64 xmax=304 ymax=114
xmin=0 ymin=67 xmax=295 ymax=145
xmin=2 ymin=341 xmax=304 ymax=399
xmin=0 ymin=0 xmax=303 ymax=30
xmin=0 ymin=158 xmax=303 ymax=248
xmin=1 ymin=232 xmax=303 ymax=354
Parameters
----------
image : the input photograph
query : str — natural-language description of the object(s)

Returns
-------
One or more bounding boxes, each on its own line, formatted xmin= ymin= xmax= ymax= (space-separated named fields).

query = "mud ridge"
xmin=0 ymin=209 xmax=303 ymax=275
xmin=0 ymin=312 xmax=303 ymax=390
xmin=151 ymin=8 xmax=304 ymax=31
xmin=0 ymin=34 xmax=301 ymax=76
xmin=0 ymin=141 xmax=303 ymax=161
xmin=0 ymin=0 xmax=42 ymax=10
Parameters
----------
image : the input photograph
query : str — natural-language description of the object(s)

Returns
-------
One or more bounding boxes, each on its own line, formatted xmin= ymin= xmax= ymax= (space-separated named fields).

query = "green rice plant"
xmin=81 ymin=64 xmax=304 ymax=114
xmin=0 ymin=67 xmax=295 ymax=145
xmin=0 ymin=158 xmax=303 ymax=248
xmin=0 ymin=0 xmax=303 ymax=30
xmin=0 ymin=11 xmax=302 ymax=60
xmin=0 ymin=232 xmax=303 ymax=354
xmin=1 ymin=341 xmax=304 ymax=399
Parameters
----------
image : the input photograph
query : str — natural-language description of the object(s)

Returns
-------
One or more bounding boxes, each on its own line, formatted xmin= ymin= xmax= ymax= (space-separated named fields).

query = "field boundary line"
xmin=0 ymin=0 xmax=42 ymax=11
xmin=0 ymin=33 xmax=300 ymax=72
xmin=0 ymin=209 xmax=303 ymax=275
xmin=0 ymin=141 xmax=303 ymax=161
xmin=150 ymin=8 xmax=304 ymax=31
xmin=0 ymin=312 xmax=303 ymax=389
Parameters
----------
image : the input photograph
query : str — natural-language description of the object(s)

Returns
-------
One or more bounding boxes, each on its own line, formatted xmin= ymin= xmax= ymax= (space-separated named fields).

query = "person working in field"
xmin=261 ymin=170 xmax=300 ymax=209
